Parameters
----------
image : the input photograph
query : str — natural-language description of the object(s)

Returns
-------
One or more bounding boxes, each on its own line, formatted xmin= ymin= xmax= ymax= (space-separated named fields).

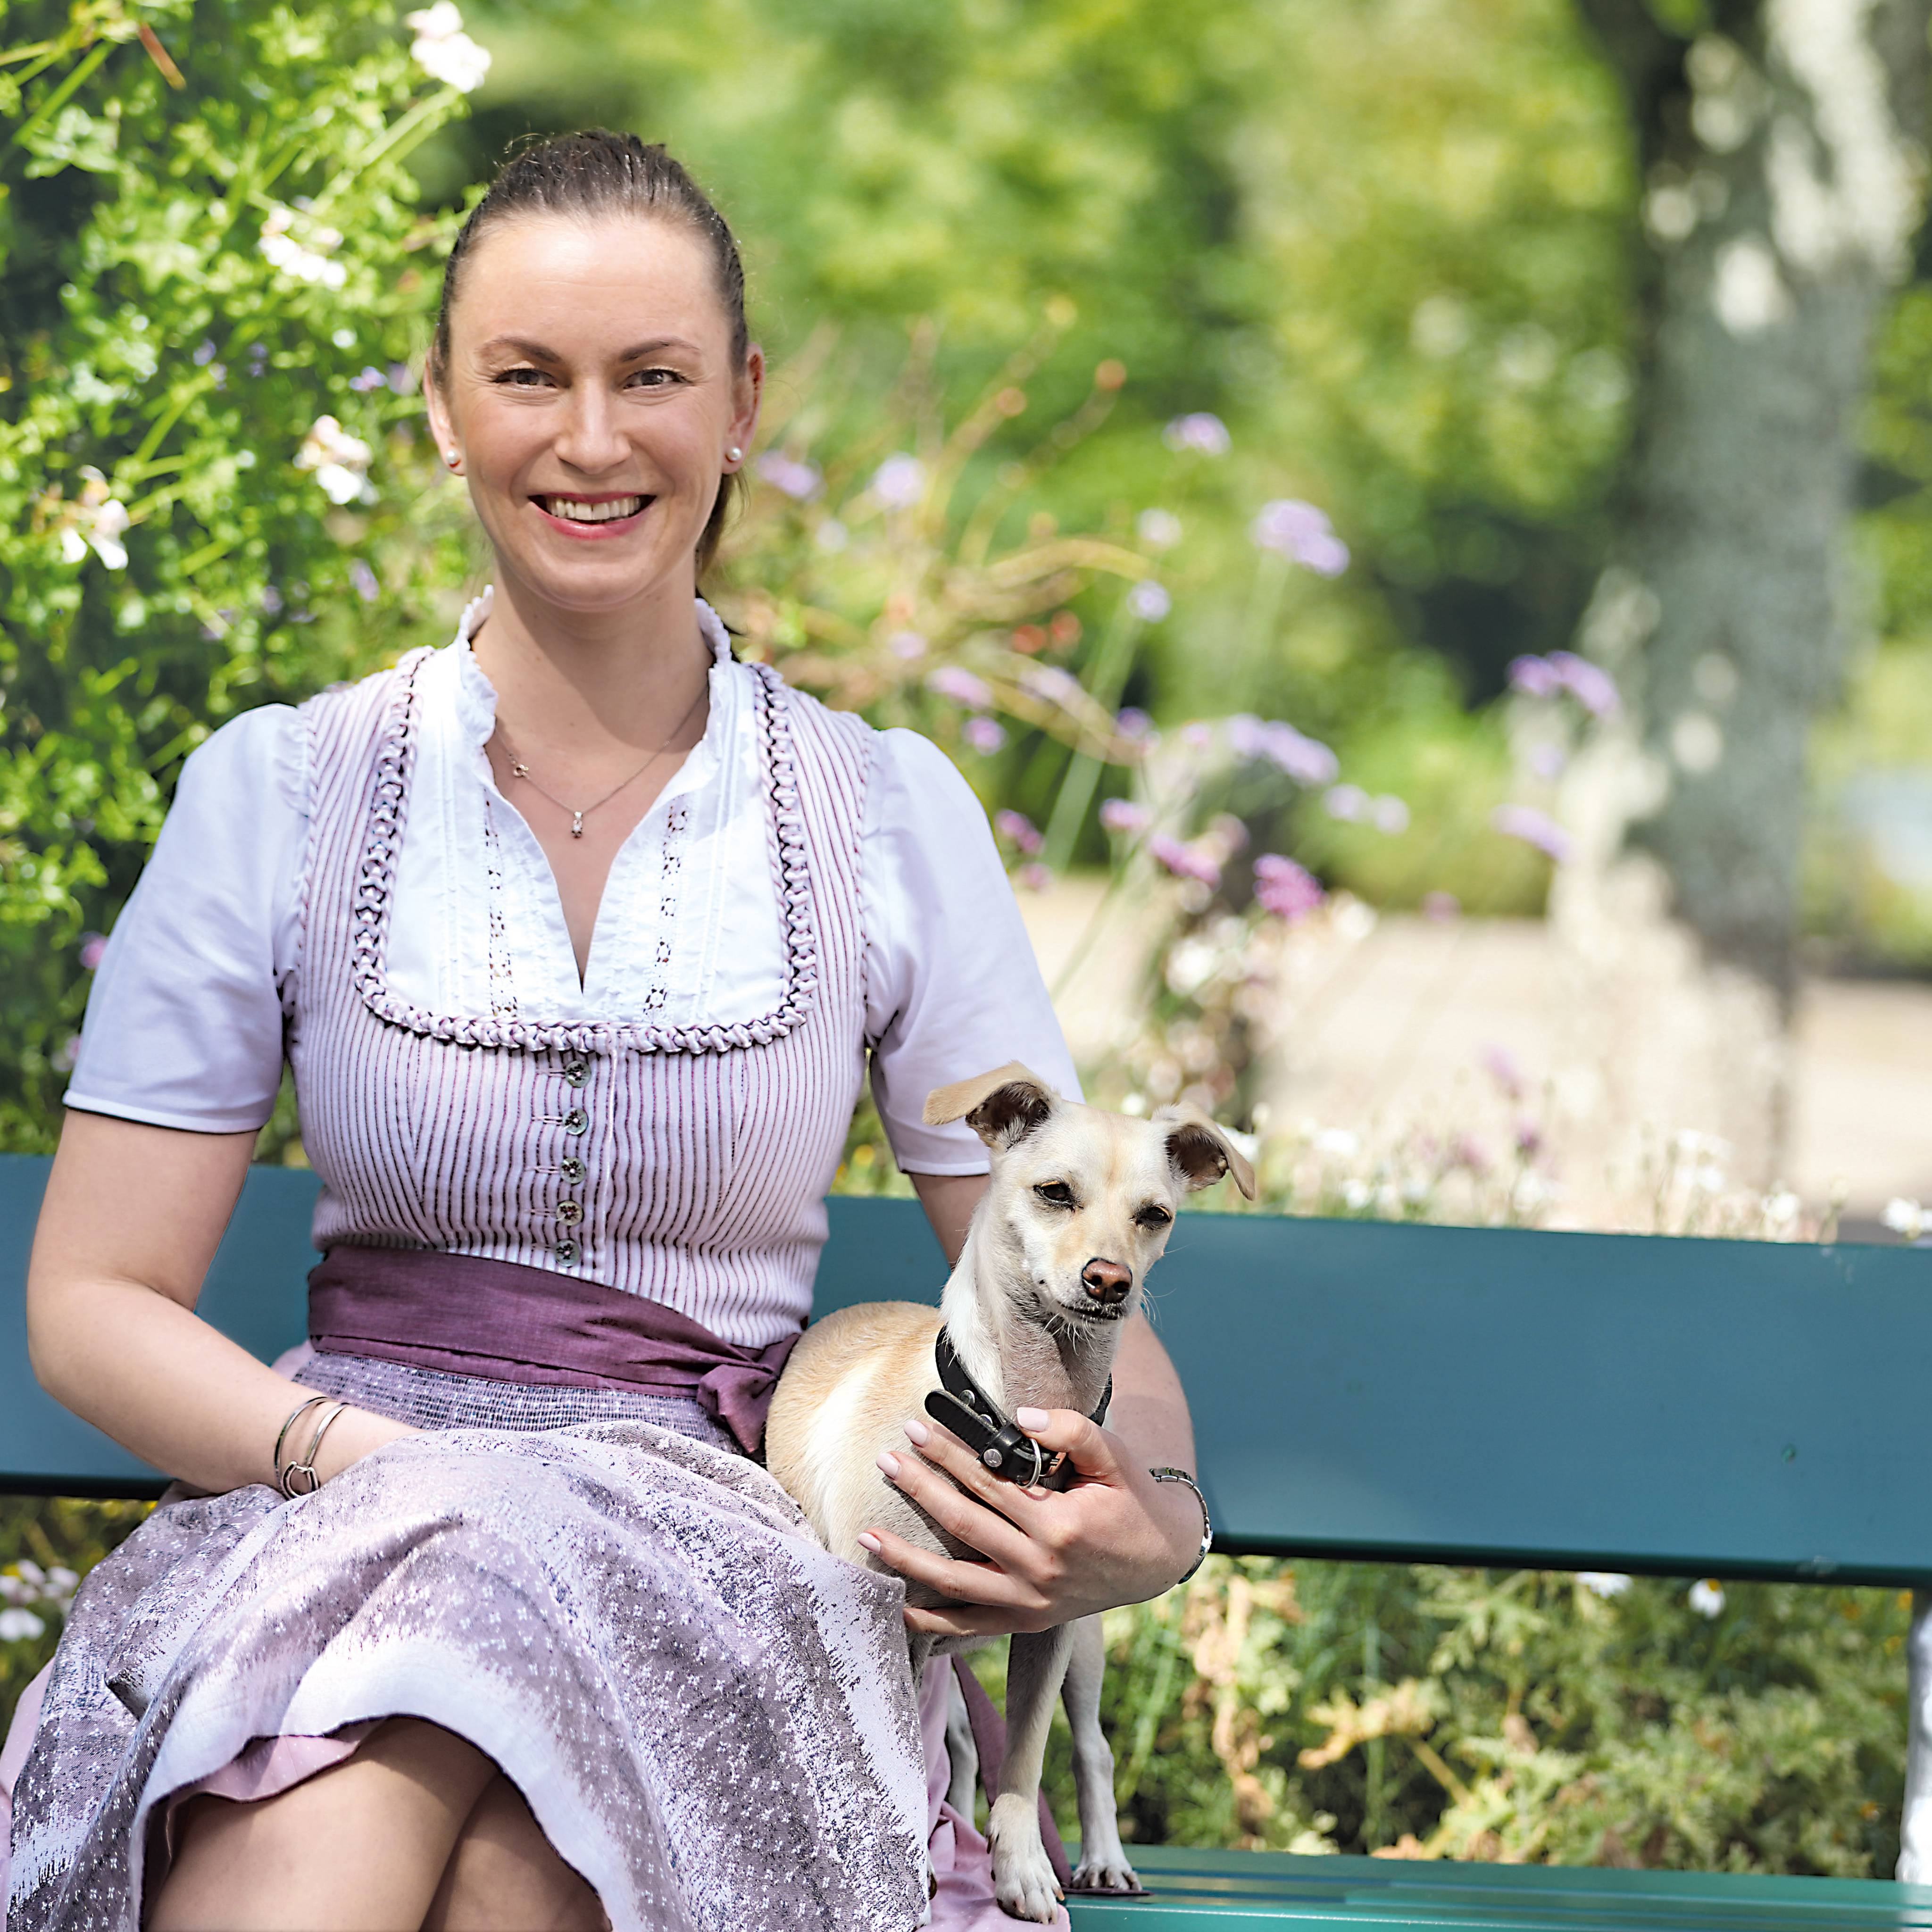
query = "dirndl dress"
xmin=1 ymin=594 xmax=1078 ymax=1931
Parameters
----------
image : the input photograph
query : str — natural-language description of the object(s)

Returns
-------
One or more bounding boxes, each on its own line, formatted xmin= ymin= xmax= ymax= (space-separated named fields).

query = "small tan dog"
xmin=766 ymin=1063 xmax=1254 ymax=1921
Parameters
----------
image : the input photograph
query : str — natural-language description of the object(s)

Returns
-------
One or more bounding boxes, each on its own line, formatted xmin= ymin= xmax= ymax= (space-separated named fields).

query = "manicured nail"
xmin=1016 ymin=1407 xmax=1050 ymax=1431
xmin=877 ymin=1451 xmax=901 ymax=1479
xmin=858 ymin=1532 xmax=882 ymax=1553
xmin=902 ymin=1417 xmax=931 ymax=1446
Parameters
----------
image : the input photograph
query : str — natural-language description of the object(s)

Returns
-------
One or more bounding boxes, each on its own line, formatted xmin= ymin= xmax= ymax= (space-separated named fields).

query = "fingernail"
xmin=877 ymin=1451 xmax=900 ymax=1479
xmin=902 ymin=1417 xmax=931 ymax=1446
xmin=858 ymin=1532 xmax=882 ymax=1553
xmin=1016 ymin=1407 xmax=1049 ymax=1431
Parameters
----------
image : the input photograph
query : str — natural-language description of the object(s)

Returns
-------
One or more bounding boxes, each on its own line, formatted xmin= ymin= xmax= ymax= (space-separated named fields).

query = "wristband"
xmin=279 ymin=1400 xmax=348 ymax=1499
xmin=273 ymin=1396 xmax=329 ymax=1487
xmin=1149 ymin=1466 xmax=1213 ymax=1586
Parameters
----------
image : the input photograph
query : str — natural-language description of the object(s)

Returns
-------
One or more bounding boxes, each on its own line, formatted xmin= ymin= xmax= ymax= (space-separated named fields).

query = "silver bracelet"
xmin=273 ymin=1396 xmax=329 ymax=1487
xmin=1149 ymin=1466 xmax=1213 ymax=1586
xmin=279 ymin=1401 xmax=348 ymax=1499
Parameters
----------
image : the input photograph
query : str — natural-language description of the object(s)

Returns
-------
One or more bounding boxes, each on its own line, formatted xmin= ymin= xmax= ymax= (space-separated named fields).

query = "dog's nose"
xmin=1082 ymin=1257 xmax=1133 ymax=1306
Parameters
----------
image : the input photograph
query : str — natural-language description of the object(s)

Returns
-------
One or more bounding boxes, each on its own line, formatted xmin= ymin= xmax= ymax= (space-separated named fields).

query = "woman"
xmin=5 ymin=133 xmax=1206 ymax=1931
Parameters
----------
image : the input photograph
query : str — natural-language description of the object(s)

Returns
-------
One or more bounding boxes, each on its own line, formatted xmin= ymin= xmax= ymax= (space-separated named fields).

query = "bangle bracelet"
xmin=1149 ymin=1466 xmax=1213 ymax=1587
xmin=279 ymin=1401 xmax=348 ymax=1500
xmin=273 ymin=1396 xmax=329 ymax=1487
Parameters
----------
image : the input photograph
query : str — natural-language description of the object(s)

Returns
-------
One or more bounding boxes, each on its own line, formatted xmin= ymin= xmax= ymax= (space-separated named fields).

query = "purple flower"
xmin=1549 ymin=650 xmax=1621 ymax=717
xmin=1149 ymin=834 xmax=1222 ymax=887
xmin=246 ymin=344 xmax=268 ymax=377
xmin=1115 ymin=707 xmax=1153 ymax=741
xmin=78 ymin=931 xmax=108 ymax=971
xmin=1099 ymin=799 xmax=1151 ymax=836
xmin=888 ymin=630 xmax=928 ymax=660
xmin=1371 ymin=794 xmax=1410 ymax=834
xmin=349 ymin=366 xmax=387 ymax=393
xmin=1182 ymin=722 xmax=1215 ymax=751
xmin=871 ymin=453 xmax=925 ymax=508
xmin=1529 ymin=744 xmax=1567 ymax=781
xmin=193 ymin=339 xmax=217 ymax=366
xmin=349 ymin=560 xmax=379 ymax=602
xmin=994 ymin=809 xmax=1044 ymax=856
xmin=962 ymin=716 xmax=1006 ymax=754
xmin=1163 ymin=413 xmax=1231 ymax=456
xmin=1260 ymin=723 xmax=1339 ymax=786
xmin=928 ymin=666 xmax=993 ymax=709
xmin=1481 ymin=1043 xmax=1526 ymax=1099
xmin=259 ymin=584 xmax=283 ymax=616
xmin=1253 ymin=853 xmax=1325 ymax=923
xmin=1251 ymin=500 xmax=1350 ymax=575
xmin=757 ymin=452 xmax=824 ymax=501
xmin=1016 ymin=862 xmax=1053 ymax=893
xmin=1450 ymin=1134 xmax=1491 ymax=1175
xmin=1492 ymin=803 xmax=1573 ymax=863
xmin=1226 ymin=714 xmax=1266 ymax=759
xmin=1020 ymin=664 xmax=1081 ymax=706
xmin=1515 ymin=1117 xmax=1544 ymax=1160
xmin=1507 ymin=654 xmax=1564 ymax=699
xmin=1127 ymin=580 xmax=1171 ymax=622
xmin=1324 ymin=783 xmax=1367 ymax=822
xmin=1421 ymin=890 xmax=1461 ymax=923
xmin=387 ymin=362 xmax=416 ymax=395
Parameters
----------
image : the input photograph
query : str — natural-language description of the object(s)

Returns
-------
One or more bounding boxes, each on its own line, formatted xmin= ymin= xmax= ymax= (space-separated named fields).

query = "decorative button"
xmin=562 ymin=1057 xmax=590 ymax=1088
xmin=557 ymin=1199 xmax=584 ymax=1225
xmin=556 ymin=1239 xmax=579 ymax=1264
xmin=560 ymin=1156 xmax=586 ymax=1183
xmin=563 ymin=1108 xmax=588 ymax=1134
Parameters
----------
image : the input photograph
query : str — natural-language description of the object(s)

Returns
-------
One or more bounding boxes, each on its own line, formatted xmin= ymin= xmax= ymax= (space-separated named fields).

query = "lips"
xmin=531 ymin=493 xmax=653 ymax=538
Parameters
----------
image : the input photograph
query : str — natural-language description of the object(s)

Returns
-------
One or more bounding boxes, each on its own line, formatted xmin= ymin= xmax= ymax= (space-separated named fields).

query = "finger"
xmin=876 ymin=1448 xmax=1037 ymax=1565
xmin=1012 ymin=1407 xmax=1128 ymax=1484
xmin=900 ymin=1417 xmax=1051 ymax=1518
xmin=858 ymin=1524 xmax=1037 ymax=1609
xmin=904 ymin=1600 xmax=1052 ymax=1639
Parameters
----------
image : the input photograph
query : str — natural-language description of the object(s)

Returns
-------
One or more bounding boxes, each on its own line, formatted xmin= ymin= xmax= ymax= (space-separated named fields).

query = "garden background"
xmin=4 ymin=0 xmax=1931 ymax=1879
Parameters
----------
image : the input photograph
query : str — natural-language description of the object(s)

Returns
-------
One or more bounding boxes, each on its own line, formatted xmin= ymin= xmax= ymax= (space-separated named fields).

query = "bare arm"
xmin=28 ymin=1110 xmax=414 ymax=1495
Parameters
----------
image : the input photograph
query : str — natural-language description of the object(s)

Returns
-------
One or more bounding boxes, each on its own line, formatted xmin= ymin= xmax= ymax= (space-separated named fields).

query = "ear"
xmin=923 ymin=1062 xmax=1059 ymax=1150
xmin=1156 ymin=1104 xmax=1257 ymax=1199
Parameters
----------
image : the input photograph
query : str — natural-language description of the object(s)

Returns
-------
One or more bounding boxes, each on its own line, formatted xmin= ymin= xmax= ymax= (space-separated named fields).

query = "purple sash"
xmin=308 ymin=1248 xmax=801 ymax=1457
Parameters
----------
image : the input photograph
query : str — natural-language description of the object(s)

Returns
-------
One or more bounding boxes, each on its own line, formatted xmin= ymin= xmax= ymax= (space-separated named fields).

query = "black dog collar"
xmin=925 ymin=1327 xmax=1111 ymax=1492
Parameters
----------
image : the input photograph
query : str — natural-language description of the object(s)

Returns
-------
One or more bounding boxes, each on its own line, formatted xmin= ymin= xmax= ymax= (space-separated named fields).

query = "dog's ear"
xmin=1156 ymin=1104 xmax=1257 ymax=1199
xmin=924 ymin=1063 xmax=1059 ymax=1149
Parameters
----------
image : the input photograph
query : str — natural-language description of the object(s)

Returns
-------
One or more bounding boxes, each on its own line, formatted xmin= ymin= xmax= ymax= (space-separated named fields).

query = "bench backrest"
xmin=4 ymin=1154 xmax=1928 ymax=1585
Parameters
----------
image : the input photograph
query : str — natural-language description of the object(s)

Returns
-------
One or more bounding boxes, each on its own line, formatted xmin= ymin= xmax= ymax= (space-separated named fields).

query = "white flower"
xmin=45 ymin=1566 xmax=78 ymax=1597
xmin=1371 ymin=795 xmax=1410 ymax=834
xmin=406 ymin=2 xmax=492 ymax=91
xmin=0 ymin=1607 xmax=45 ymax=1642
xmin=1136 ymin=508 xmax=1183 ymax=550
xmin=1127 ymin=580 xmax=1171 ymax=622
xmin=1577 ymin=1572 xmax=1632 ymax=1599
xmin=1671 ymin=1129 xmax=1732 ymax=1163
xmin=1688 ymin=1578 xmax=1726 ymax=1618
xmin=295 ymin=415 xmax=373 ymax=505
xmin=1883 ymin=1198 xmax=1926 ymax=1241
xmin=1314 ymin=1128 xmax=1360 ymax=1160
xmin=1341 ymin=1178 xmax=1372 ymax=1211
xmin=871 ymin=453 xmax=925 ymax=509
xmin=259 ymin=204 xmax=347 ymax=290
xmin=1761 ymin=1189 xmax=1801 ymax=1231
xmin=0 ymin=1574 xmax=22 ymax=1604
xmin=52 ymin=467 xmax=130 ymax=569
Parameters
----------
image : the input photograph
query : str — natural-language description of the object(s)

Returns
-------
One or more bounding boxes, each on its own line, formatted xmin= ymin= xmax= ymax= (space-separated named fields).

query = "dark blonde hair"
xmin=430 ymin=131 xmax=749 ymax=575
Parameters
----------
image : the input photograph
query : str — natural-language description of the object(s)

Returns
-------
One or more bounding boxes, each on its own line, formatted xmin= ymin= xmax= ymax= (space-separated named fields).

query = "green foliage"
xmin=0 ymin=0 xmax=479 ymax=1150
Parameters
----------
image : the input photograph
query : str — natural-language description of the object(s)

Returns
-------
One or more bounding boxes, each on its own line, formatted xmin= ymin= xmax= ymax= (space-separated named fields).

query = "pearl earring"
xmin=444 ymin=450 xmax=459 ymax=467
xmin=726 ymin=445 xmax=743 ymax=463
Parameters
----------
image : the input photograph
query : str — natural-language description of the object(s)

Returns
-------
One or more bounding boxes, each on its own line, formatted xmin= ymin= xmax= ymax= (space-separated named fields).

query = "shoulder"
xmin=866 ymin=727 xmax=992 ymax=839
xmin=175 ymin=702 xmax=307 ymax=820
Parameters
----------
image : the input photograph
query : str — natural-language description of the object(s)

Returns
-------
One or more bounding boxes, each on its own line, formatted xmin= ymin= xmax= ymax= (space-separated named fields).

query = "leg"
xmin=423 ymin=1774 xmax=607 ymax=1931
xmin=1061 ymin=1614 xmax=1138 ymax=1892
xmin=943 ymin=1662 xmax=980 ymax=1821
xmin=1903 ymin=1590 xmax=1932 ymax=1881
xmin=149 ymin=1718 xmax=499 ymax=1932
xmin=986 ymin=1624 xmax=1075 ymax=1925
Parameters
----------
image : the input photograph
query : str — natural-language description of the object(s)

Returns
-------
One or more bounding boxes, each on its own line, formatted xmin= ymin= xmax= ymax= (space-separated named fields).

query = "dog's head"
xmin=924 ymin=1063 xmax=1256 ymax=1333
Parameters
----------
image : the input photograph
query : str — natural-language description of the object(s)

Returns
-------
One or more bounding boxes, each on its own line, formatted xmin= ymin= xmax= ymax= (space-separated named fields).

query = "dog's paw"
xmin=988 ymin=1796 xmax=1063 ymax=1924
xmin=1071 ymin=1850 xmax=1141 ymax=1893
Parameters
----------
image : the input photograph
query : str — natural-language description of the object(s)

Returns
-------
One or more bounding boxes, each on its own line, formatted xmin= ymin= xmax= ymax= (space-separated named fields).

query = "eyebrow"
xmin=477 ymin=334 xmax=702 ymax=363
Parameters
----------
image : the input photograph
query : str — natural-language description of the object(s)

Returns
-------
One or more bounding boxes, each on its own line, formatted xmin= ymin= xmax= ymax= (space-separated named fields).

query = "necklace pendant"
xmin=570 ymin=811 xmax=585 ymax=839
xmin=511 ymin=762 xmax=529 ymax=778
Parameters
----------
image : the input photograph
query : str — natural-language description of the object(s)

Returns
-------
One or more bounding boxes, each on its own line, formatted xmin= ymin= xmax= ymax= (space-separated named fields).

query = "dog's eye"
xmin=1135 ymin=1203 xmax=1173 ymax=1229
xmin=1033 ymin=1182 xmax=1076 ymax=1209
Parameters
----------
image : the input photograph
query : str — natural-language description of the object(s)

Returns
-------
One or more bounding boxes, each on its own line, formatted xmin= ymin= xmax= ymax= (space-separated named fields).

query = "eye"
xmin=1033 ymin=1182 xmax=1075 ymax=1209
xmin=1135 ymin=1203 xmax=1173 ymax=1230
xmin=626 ymin=366 xmax=685 ymax=389
xmin=492 ymin=366 xmax=554 ymax=388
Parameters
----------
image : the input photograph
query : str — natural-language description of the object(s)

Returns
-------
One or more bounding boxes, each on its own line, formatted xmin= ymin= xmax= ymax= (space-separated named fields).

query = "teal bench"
xmin=5 ymin=1151 xmax=1932 ymax=1927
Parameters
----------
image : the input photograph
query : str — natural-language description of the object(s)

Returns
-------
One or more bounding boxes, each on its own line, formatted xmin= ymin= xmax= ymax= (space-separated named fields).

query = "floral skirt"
xmin=2 ymin=1355 xmax=936 ymax=1932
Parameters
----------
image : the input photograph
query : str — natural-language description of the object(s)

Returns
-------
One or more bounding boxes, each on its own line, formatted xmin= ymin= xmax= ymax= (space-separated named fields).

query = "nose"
xmin=553 ymin=386 xmax=629 ymax=475
xmin=1081 ymin=1257 xmax=1133 ymax=1307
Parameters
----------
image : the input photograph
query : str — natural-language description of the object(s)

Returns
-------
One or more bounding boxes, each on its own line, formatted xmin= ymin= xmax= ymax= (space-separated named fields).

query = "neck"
xmin=938 ymin=1219 xmax=1118 ymax=1423
xmin=468 ymin=566 xmax=713 ymax=758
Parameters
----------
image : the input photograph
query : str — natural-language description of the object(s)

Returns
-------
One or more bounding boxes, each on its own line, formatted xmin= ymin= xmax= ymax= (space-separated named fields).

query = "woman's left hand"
xmin=859 ymin=1406 xmax=1206 ymax=1637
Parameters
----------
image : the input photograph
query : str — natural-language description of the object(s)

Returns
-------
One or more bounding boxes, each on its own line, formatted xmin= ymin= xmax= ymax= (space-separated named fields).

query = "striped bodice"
xmin=289 ymin=648 xmax=873 ymax=1349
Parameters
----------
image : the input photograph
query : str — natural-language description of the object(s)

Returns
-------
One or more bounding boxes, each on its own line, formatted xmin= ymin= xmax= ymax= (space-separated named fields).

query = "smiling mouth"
xmin=533 ymin=494 xmax=650 ymax=524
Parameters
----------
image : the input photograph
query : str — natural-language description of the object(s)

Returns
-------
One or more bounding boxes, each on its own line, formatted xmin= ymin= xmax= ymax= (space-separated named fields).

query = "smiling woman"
xmin=5 ymin=132 xmax=1204 ymax=1932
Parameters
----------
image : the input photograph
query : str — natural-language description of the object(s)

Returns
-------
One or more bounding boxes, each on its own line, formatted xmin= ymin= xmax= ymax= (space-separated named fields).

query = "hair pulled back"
xmin=431 ymin=131 xmax=751 ymax=576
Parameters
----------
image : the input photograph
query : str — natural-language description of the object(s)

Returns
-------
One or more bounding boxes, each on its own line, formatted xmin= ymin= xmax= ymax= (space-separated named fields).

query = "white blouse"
xmin=66 ymin=591 xmax=1077 ymax=1173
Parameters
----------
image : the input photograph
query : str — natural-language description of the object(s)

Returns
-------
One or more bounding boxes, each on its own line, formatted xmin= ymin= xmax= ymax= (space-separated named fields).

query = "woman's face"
xmin=426 ymin=213 xmax=761 ymax=618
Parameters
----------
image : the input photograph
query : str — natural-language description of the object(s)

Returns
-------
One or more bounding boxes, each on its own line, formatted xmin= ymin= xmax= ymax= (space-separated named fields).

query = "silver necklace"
xmin=493 ymin=679 xmax=708 ymax=839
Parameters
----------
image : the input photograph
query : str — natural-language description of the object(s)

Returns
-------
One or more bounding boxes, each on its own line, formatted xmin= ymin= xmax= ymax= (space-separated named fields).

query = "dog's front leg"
xmin=1061 ymin=1614 xmax=1138 ymax=1892
xmin=943 ymin=1663 xmax=980 ymax=1819
xmin=988 ymin=1624 xmax=1075 ymax=1924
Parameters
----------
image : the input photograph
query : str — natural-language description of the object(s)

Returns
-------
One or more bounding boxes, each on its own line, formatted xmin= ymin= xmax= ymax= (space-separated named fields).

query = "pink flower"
xmin=1548 ymin=650 xmax=1621 ymax=717
xmin=756 ymin=452 xmax=824 ymax=501
xmin=1016 ymin=863 xmax=1054 ymax=893
xmin=928 ymin=666 xmax=993 ymax=709
xmin=1162 ymin=413 xmax=1231 ymax=456
xmin=1421 ymin=890 xmax=1461 ymax=923
xmin=962 ymin=716 xmax=1006 ymax=754
xmin=871 ymin=453 xmax=925 ymax=508
xmin=1251 ymin=500 xmax=1349 ymax=575
xmin=1480 ymin=1043 xmax=1526 ymax=1099
xmin=78 ymin=931 xmax=108 ymax=971
xmin=994 ymin=809 xmax=1043 ymax=855
xmin=1149 ymin=834 xmax=1222 ymax=887
xmin=1507 ymin=655 xmax=1564 ymax=699
xmin=1260 ymin=723 xmax=1338 ymax=786
xmin=1324 ymin=784 xmax=1367 ymax=822
xmin=888 ymin=630 xmax=928 ymax=660
xmin=1253 ymin=853 xmax=1324 ymax=923
xmin=1099 ymin=799 xmax=1151 ymax=836
xmin=1492 ymin=803 xmax=1573 ymax=863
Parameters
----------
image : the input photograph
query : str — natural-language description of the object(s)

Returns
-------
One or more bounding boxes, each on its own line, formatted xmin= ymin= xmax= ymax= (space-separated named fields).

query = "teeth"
xmin=543 ymin=496 xmax=643 ymax=523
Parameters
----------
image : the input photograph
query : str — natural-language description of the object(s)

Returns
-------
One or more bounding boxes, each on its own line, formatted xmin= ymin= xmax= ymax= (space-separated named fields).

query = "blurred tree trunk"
xmin=1566 ymin=0 xmax=1927 ymax=1180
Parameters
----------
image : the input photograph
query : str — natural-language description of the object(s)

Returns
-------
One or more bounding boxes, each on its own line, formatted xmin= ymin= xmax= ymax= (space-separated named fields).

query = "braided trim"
xmin=349 ymin=650 xmax=822 ymax=1055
